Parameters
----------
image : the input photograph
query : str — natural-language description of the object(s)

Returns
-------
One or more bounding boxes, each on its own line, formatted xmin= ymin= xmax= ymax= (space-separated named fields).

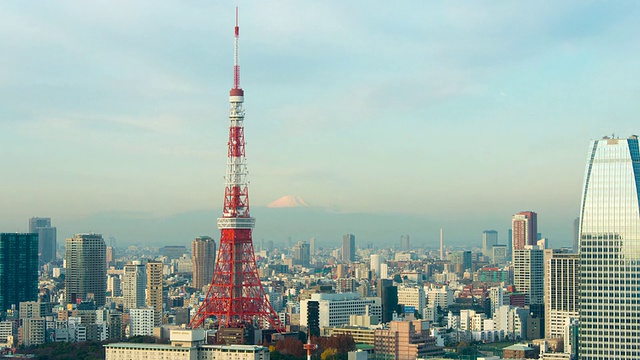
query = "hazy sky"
xmin=1 ymin=1 xmax=639 ymax=247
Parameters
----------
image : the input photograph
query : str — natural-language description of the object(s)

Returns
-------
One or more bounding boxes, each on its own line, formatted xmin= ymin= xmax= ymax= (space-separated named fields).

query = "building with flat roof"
xmin=300 ymin=293 xmax=381 ymax=329
xmin=65 ymin=233 xmax=107 ymax=307
xmin=374 ymin=320 xmax=443 ymax=360
xmin=122 ymin=261 xmax=146 ymax=310
xmin=105 ymin=329 xmax=270 ymax=360
xmin=544 ymin=249 xmax=578 ymax=340
xmin=146 ymin=261 xmax=163 ymax=327
xmin=191 ymin=236 xmax=216 ymax=290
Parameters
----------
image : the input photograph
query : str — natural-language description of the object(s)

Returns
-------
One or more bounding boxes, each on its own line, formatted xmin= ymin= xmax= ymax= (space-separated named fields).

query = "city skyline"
xmin=2 ymin=2 xmax=639 ymax=247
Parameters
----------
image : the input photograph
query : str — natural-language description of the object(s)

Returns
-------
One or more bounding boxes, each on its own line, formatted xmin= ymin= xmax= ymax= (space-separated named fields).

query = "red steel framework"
xmin=189 ymin=8 xmax=284 ymax=331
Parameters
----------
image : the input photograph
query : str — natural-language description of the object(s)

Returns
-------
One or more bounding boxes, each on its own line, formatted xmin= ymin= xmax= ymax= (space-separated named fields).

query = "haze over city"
xmin=2 ymin=1 xmax=640 ymax=247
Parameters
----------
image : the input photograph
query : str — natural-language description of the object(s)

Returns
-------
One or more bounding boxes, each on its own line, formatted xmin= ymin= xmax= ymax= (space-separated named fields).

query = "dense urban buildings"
xmin=65 ymin=233 xmax=107 ymax=307
xmin=512 ymin=211 xmax=537 ymax=251
xmin=578 ymin=136 xmax=640 ymax=359
xmin=191 ymin=236 xmax=216 ymax=290
xmin=0 ymin=233 xmax=39 ymax=313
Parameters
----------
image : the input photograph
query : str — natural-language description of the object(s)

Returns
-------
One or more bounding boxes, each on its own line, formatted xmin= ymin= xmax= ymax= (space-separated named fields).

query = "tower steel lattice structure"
xmin=189 ymin=9 xmax=284 ymax=331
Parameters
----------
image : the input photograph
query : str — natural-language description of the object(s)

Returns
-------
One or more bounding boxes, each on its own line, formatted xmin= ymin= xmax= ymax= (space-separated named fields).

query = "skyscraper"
xmin=146 ymin=261 xmax=163 ymax=327
xmin=573 ymin=217 xmax=579 ymax=253
xmin=578 ymin=136 xmax=640 ymax=359
xmin=65 ymin=233 xmax=107 ymax=307
xmin=29 ymin=217 xmax=57 ymax=263
xmin=191 ymin=236 xmax=216 ymax=290
xmin=342 ymin=233 xmax=355 ymax=263
xmin=401 ymin=235 xmax=410 ymax=251
xmin=122 ymin=261 xmax=146 ymax=310
xmin=544 ymin=249 xmax=578 ymax=340
xmin=482 ymin=230 xmax=498 ymax=257
xmin=292 ymin=241 xmax=310 ymax=267
xmin=309 ymin=237 xmax=316 ymax=255
xmin=0 ymin=233 xmax=38 ymax=312
xmin=513 ymin=246 xmax=544 ymax=306
xmin=512 ymin=211 xmax=537 ymax=251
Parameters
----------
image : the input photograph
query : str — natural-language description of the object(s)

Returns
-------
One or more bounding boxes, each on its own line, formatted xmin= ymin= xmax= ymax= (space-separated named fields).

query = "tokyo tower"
xmin=189 ymin=8 xmax=284 ymax=331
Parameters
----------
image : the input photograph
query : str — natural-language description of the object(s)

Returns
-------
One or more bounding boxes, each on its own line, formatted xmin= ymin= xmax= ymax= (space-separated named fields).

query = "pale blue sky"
xmin=1 ymin=1 xmax=639 ymax=246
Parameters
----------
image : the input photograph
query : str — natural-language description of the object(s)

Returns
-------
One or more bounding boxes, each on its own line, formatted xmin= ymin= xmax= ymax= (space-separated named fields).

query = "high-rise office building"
xmin=342 ymin=234 xmax=355 ymax=263
xmin=292 ymin=241 xmax=310 ymax=267
xmin=146 ymin=261 xmax=163 ymax=327
xmin=122 ymin=261 xmax=146 ymax=310
xmin=65 ymin=233 xmax=107 ymax=307
xmin=377 ymin=279 xmax=398 ymax=323
xmin=579 ymin=136 xmax=640 ymax=359
xmin=191 ymin=236 xmax=216 ymax=290
xmin=491 ymin=245 xmax=507 ymax=265
xmin=28 ymin=217 xmax=50 ymax=232
xmin=309 ymin=237 xmax=316 ymax=255
xmin=512 ymin=211 xmax=537 ymax=251
xmin=544 ymin=249 xmax=578 ymax=340
xmin=482 ymin=230 xmax=498 ymax=257
xmin=448 ymin=251 xmax=472 ymax=274
xmin=401 ymin=235 xmax=410 ymax=251
xmin=0 ymin=233 xmax=39 ymax=312
xmin=29 ymin=217 xmax=57 ymax=263
xmin=513 ymin=246 xmax=544 ymax=306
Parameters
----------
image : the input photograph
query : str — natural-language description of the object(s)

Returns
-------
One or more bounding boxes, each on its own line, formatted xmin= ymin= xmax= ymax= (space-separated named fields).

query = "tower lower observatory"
xmin=189 ymin=9 xmax=284 ymax=332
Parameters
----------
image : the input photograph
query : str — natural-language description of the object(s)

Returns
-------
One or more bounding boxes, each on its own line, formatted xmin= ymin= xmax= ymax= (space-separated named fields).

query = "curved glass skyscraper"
xmin=579 ymin=135 xmax=640 ymax=359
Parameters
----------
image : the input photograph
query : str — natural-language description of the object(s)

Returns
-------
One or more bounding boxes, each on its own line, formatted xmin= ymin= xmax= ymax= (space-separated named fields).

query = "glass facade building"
xmin=0 ymin=233 xmax=39 ymax=313
xmin=579 ymin=136 xmax=640 ymax=359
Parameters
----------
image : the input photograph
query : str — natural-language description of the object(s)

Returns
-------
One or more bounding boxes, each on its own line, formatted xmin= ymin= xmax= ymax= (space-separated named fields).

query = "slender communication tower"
xmin=189 ymin=8 xmax=284 ymax=331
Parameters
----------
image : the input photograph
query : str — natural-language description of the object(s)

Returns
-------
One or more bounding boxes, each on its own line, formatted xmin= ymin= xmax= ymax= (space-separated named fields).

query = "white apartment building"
xmin=426 ymin=285 xmax=454 ymax=309
xmin=0 ymin=321 xmax=13 ymax=345
xmin=493 ymin=305 xmax=529 ymax=340
xmin=22 ymin=318 xmax=45 ymax=346
xmin=129 ymin=308 xmax=154 ymax=337
xmin=300 ymin=293 xmax=382 ymax=328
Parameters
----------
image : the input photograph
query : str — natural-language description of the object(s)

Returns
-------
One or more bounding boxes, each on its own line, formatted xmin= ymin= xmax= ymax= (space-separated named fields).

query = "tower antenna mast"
xmin=189 ymin=8 xmax=284 ymax=332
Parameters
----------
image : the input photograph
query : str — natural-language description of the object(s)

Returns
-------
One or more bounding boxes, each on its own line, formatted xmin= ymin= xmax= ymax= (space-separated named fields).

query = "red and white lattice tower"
xmin=189 ymin=8 xmax=284 ymax=331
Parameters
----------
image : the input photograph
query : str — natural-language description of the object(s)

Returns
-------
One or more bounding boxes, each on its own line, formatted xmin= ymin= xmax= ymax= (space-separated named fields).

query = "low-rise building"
xmin=105 ymin=329 xmax=269 ymax=360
